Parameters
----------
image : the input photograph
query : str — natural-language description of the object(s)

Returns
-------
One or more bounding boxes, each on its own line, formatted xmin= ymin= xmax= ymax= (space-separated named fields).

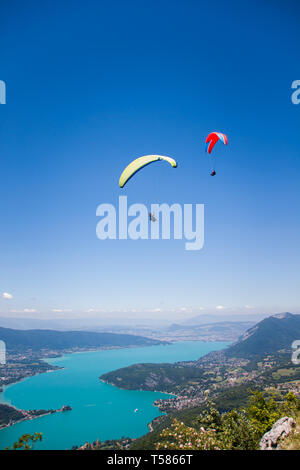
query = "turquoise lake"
xmin=0 ymin=341 xmax=229 ymax=450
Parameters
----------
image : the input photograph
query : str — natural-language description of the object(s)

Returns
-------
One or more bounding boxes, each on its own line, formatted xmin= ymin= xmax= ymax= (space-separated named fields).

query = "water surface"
xmin=0 ymin=341 xmax=229 ymax=449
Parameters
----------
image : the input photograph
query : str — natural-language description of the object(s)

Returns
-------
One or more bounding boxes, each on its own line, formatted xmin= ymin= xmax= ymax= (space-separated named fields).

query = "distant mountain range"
xmin=166 ymin=321 xmax=254 ymax=340
xmin=225 ymin=312 xmax=300 ymax=357
xmin=0 ymin=327 xmax=165 ymax=352
xmin=180 ymin=313 xmax=267 ymax=325
xmin=1 ymin=312 xmax=299 ymax=356
xmin=0 ymin=312 xmax=269 ymax=331
xmin=0 ymin=315 xmax=265 ymax=343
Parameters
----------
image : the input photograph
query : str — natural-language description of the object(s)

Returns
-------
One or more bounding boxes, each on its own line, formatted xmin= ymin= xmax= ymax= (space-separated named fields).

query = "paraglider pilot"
xmin=149 ymin=212 xmax=156 ymax=222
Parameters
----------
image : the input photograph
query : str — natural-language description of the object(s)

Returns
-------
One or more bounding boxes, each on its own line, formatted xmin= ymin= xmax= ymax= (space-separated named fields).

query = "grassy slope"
xmin=280 ymin=413 xmax=300 ymax=450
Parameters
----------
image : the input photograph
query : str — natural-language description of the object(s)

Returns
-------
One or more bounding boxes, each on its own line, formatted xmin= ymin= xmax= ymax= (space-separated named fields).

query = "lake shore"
xmin=0 ymin=341 xmax=229 ymax=450
xmin=0 ymin=403 xmax=72 ymax=431
xmin=0 ymin=343 xmax=168 ymax=393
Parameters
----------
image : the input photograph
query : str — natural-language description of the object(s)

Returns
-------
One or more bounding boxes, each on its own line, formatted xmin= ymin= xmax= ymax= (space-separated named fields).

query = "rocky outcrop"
xmin=260 ymin=417 xmax=296 ymax=450
xmin=61 ymin=405 xmax=72 ymax=411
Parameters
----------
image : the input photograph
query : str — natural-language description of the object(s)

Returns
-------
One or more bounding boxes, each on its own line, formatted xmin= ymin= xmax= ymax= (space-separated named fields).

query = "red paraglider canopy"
xmin=205 ymin=132 xmax=228 ymax=154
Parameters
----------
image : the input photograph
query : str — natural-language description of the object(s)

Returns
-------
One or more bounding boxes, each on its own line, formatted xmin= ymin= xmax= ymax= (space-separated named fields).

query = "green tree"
xmin=245 ymin=390 xmax=281 ymax=436
xmin=5 ymin=432 xmax=42 ymax=450
xmin=195 ymin=396 xmax=223 ymax=433
xmin=279 ymin=391 xmax=299 ymax=416
xmin=219 ymin=410 xmax=258 ymax=449
xmin=244 ymin=390 xmax=300 ymax=436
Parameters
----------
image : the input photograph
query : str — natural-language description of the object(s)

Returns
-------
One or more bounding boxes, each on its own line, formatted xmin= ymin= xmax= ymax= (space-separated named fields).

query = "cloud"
xmin=84 ymin=308 xmax=108 ymax=314
xmin=178 ymin=306 xmax=204 ymax=314
xmin=244 ymin=305 xmax=254 ymax=309
xmin=2 ymin=292 xmax=13 ymax=300
xmin=216 ymin=305 xmax=226 ymax=310
xmin=52 ymin=308 xmax=72 ymax=313
xmin=10 ymin=308 xmax=37 ymax=313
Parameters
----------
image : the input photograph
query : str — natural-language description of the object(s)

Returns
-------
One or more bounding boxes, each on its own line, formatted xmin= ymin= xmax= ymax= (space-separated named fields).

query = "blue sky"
xmin=0 ymin=0 xmax=299 ymax=320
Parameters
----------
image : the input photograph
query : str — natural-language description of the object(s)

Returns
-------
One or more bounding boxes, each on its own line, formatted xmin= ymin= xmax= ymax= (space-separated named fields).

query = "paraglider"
xmin=205 ymin=132 xmax=228 ymax=176
xmin=119 ymin=155 xmax=177 ymax=188
xmin=205 ymin=132 xmax=228 ymax=154
xmin=149 ymin=212 xmax=156 ymax=222
xmin=119 ymin=154 xmax=177 ymax=222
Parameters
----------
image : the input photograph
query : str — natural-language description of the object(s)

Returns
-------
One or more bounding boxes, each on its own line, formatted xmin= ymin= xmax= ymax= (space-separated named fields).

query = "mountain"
xmin=167 ymin=321 xmax=254 ymax=340
xmin=225 ymin=312 xmax=300 ymax=357
xmin=101 ymin=363 xmax=205 ymax=393
xmin=181 ymin=313 xmax=267 ymax=325
xmin=100 ymin=313 xmax=300 ymax=397
xmin=0 ymin=327 xmax=165 ymax=352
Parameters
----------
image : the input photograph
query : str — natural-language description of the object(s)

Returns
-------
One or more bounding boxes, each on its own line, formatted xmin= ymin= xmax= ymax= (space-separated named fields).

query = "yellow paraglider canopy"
xmin=119 ymin=155 xmax=177 ymax=188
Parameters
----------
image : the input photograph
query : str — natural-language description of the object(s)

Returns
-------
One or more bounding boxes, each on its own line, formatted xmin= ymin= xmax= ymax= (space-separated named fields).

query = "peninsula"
xmin=0 ymin=403 xmax=72 ymax=430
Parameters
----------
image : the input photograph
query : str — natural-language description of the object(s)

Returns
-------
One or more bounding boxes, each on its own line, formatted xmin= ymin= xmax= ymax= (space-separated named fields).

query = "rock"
xmin=260 ymin=417 xmax=296 ymax=450
xmin=61 ymin=405 xmax=72 ymax=412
